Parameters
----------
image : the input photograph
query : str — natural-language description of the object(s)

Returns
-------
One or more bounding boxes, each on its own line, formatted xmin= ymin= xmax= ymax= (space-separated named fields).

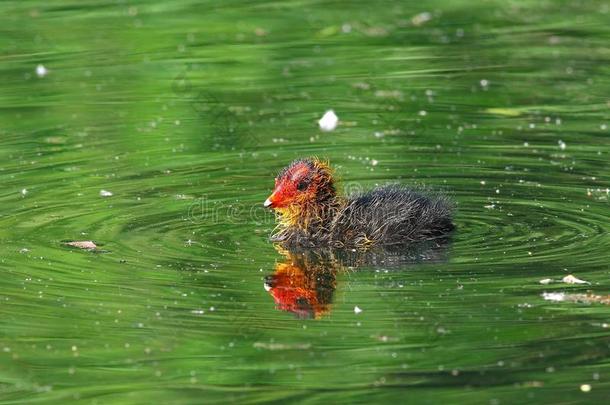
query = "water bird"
xmin=264 ymin=158 xmax=454 ymax=248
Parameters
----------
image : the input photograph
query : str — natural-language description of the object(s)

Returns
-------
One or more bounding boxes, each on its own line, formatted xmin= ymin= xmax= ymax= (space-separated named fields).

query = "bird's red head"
xmin=264 ymin=158 xmax=335 ymax=210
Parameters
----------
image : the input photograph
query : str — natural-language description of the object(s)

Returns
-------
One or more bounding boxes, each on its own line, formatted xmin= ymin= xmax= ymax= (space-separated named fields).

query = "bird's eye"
xmin=297 ymin=180 xmax=309 ymax=191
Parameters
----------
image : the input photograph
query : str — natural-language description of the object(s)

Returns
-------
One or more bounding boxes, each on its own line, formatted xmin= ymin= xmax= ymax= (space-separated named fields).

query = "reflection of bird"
xmin=264 ymin=158 xmax=454 ymax=248
xmin=264 ymin=249 xmax=337 ymax=319
xmin=263 ymin=241 xmax=451 ymax=319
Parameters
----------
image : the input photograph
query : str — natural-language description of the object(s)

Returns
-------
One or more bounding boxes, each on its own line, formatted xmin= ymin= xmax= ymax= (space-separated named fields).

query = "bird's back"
xmin=330 ymin=185 xmax=454 ymax=247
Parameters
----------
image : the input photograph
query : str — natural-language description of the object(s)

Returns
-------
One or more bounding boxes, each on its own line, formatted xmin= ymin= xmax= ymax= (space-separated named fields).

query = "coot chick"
xmin=264 ymin=158 xmax=454 ymax=248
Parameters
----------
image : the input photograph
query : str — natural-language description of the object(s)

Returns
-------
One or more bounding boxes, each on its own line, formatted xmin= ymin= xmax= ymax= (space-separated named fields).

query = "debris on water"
xmin=65 ymin=241 xmax=97 ymax=250
xmin=184 ymin=239 xmax=197 ymax=246
xmin=542 ymin=292 xmax=609 ymax=305
xmin=318 ymin=110 xmax=338 ymax=132
xmin=19 ymin=248 xmax=30 ymax=254
xmin=254 ymin=27 xmax=268 ymax=37
xmin=36 ymin=64 xmax=48 ymax=77
xmin=100 ymin=189 xmax=113 ymax=197
xmin=411 ymin=12 xmax=432 ymax=26
xmin=558 ymin=140 xmax=566 ymax=150
xmin=539 ymin=275 xmax=590 ymax=285
xmin=371 ymin=334 xmax=398 ymax=342
xmin=21 ymin=188 xmax=28 ymax=197
xmin=486 ymin=107 xmax=521 ymax=117
xmin=562 ymin=274 xmax=589 ymax=284
xmin=253 ymin=342 xmax=311 ymax=350
xmin=580 ymin=384 xmax=591 ymax=392
xmin=354 ymin=306 xmax=363 ymax=314
xmin=542 ymin=292 xmax=566 ymax=302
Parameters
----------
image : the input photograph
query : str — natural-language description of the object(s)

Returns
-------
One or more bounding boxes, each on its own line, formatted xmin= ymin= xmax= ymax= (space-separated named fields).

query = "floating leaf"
xmin=562 ymin=274 xmax=589 ymax=284
xmin=65 ymin=241 xmax=97 ymax=250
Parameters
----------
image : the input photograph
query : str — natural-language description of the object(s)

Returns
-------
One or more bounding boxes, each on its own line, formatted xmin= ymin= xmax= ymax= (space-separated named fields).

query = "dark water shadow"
xmin=264 ymin=239 xmax=452 ymax=319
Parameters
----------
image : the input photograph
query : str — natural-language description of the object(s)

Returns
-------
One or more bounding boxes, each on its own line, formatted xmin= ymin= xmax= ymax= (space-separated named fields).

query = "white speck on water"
xmin=523 ymin=142 xmax=529 ymax=147
xmin=318 ymin=110 xmax=338 ymax=132
xmin=100 ymin=189 xmax=113 ymax=197
xmin=539 ymin=278 xmax=553 ymax=285
xmin=558 ymin=140 xmax=566 ymax=150
xmin=411 ymin=11 xmax=432 ymax=26
xmin=600 ymin=124 xmax=607 ymax=130
xmin=371 ymin=159 xmax=379 ymax=166
xmin=542 ymin=292 xmax=566 ymax=302
xmin=418 ymin=110 xmax=427 ymax=116
xmin=36 ymin=64 xmax=48 ymax=77
xmin=562 ymin=274 xmax=589 ymax=284
xmin=580 ymin=384 xmax=591 ymax=392
xmin=21 ymin=188 xmax=27 ymax=196
xmin=354 ymin=306 xmax=363 ymax=314
xmin=480 ymin=180 xmax=486 ymax=185
xmin=480 ymin=79 xmax=489 ymax=87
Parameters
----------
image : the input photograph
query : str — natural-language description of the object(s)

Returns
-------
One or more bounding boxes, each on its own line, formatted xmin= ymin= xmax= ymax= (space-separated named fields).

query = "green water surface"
xmin=1 ymin=1 xmax=609 ymax=403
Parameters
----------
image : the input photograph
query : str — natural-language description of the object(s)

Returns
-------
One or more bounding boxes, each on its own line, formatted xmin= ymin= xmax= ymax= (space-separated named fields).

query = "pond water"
xmin=1 ymin=1 xmax=609 ymax=403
